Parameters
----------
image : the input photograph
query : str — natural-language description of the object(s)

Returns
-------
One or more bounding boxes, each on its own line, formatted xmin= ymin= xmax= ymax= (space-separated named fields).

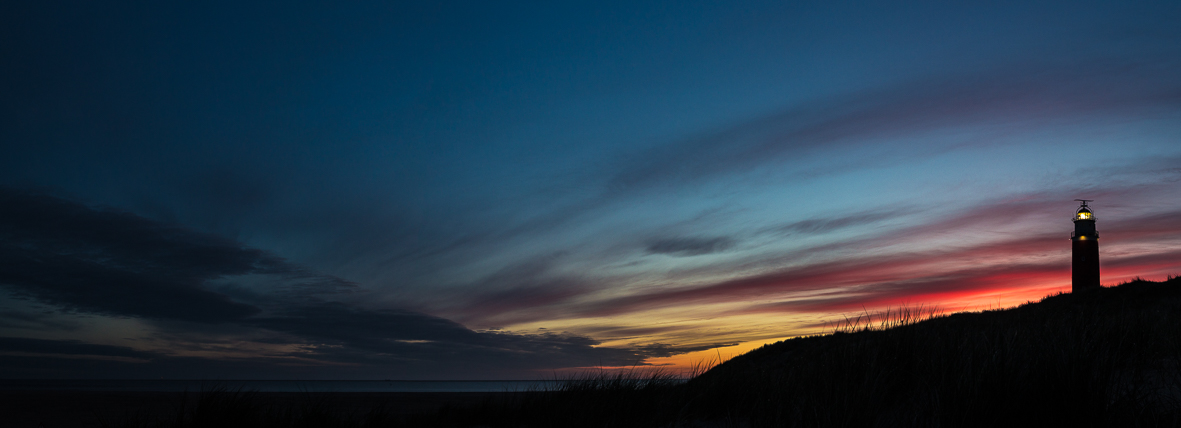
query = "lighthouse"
xmin=1071 ymin=199 xmax=1100 ymax=292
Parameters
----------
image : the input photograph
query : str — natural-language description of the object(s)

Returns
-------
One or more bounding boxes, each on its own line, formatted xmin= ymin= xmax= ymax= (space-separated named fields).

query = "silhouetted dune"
xmin=682 ymin=276 xmax=1181 ymax=427
xmin=92 ymin=276 xmax=1181 ymax=427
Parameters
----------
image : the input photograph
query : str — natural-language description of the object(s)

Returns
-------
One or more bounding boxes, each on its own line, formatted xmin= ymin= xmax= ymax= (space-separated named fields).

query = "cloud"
xmin=0 ymin=308 xmax=80 ymax=332
xmin=738 ymin=263 xmax=1069 ymax=314
xmin=412 ymin=254 xmax=601 ymax=327
xmin=760 ymin=209 xmax=914 ymax=237
xmin=0 ymin=337 xmax=158 ymax=360
xmin=633 ymin=342 xmax=740 ymax=358
xmin=365 ymin=56 xmax=1181 ymax=282
xmin=0 ymin=331 xmax=668 ymax=379
xmin=0 ymin=336 xmax=331 ymax=379
xmin=607 ymin=57 xmax=1181 ymax=192
xmin=0 ymin=188 xmax=721 ymax=378
xmin=250 ymin=303 xmax=650 ymax=368
xmin=370 ymin=176 xmax=1181 ymax=340
xmin=646 ymin=236 xmax=736 ymax=257
xmin=247 ymin=298 xmax=685 ymax=371
xmin=275 ymin=56 xmax=1181 ymax=281
xmin=441 ymin=279 xmax=594 ymax=327
xmin=250 ymin=301 xmax=479 ymax=347
xmin=575 ymin=232 xmax=1063 ymax=318
xmin=0 ymin=187 xmax=354 ymax=323
xmin=558 ymin=194 xmax=1181 ymax=320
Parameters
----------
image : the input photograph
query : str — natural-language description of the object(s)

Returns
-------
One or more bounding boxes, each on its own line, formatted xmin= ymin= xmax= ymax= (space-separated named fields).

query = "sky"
xmin=2 ymin=1 xmax=1181 ymax=380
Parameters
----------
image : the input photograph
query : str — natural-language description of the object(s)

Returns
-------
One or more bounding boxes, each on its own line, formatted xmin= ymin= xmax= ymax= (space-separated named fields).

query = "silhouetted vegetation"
xmin=686 ymin=276 xmax=1181 ymax=427
xmin=105 ymin=276 xmax=1181 ymax=427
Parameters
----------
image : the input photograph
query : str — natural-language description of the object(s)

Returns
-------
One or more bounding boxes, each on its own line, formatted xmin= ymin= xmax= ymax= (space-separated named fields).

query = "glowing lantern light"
xmin=1071 ymin=199 xmax=1100 ymax=292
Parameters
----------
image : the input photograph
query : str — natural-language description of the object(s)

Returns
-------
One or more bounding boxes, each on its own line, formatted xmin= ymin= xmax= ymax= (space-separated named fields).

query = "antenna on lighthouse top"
xmin=1073 ymin=199 xmax=1096 ymax=221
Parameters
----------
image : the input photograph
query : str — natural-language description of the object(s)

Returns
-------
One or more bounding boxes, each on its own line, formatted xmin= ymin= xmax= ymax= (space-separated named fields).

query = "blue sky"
xmin=2 ymin=1 xmax=1180 ymax=379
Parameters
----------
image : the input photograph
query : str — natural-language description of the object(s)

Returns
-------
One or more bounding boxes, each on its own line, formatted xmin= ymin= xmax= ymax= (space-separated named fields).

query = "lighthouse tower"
xmin=1071 ymin=199 xmax=1100 ymax=292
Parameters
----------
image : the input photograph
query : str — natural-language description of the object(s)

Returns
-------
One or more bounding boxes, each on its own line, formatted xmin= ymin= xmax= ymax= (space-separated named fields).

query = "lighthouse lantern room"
xmin=1071 ymin=199 xmax=1100 ymax=292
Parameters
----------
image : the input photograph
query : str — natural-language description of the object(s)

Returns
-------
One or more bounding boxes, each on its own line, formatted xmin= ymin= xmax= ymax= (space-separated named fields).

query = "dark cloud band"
xmin=0 ymin=188 xmax=717 ymax=378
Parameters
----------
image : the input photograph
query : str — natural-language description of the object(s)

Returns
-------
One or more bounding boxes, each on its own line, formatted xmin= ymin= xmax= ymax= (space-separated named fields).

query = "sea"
xmin=0 ymin=379 xmax=561 ymax=392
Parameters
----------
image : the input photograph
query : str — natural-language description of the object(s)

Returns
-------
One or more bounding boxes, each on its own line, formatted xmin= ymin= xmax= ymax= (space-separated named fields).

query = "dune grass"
xmin=825 ymin=304 xmax=945 ymax=334
xmin=685 ymin=276 xmax=1181 ymax=427
xmin=429 ymin=368 xmax=688 ymax=428
xmin=105 ymin=276 xmax=1181 ymax=427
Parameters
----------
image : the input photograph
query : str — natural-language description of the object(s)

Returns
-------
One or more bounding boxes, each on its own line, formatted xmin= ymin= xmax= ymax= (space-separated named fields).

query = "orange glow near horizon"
xmin=492 ymin=202 xmax=1181 ymax=378
xmin=572 ymin=269 xmax=1178 ymax=375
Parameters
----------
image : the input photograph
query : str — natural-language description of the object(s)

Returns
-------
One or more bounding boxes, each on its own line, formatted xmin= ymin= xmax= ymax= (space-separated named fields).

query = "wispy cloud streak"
xmin=0 ymin=189 xmax=721 ymax=378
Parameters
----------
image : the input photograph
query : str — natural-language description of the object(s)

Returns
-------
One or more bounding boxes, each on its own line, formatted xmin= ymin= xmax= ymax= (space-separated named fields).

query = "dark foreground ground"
xmin=7 ymin=276 xmax=1181 ymax=427
xmin=0 ymin=390 xmax=509 ymax=428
